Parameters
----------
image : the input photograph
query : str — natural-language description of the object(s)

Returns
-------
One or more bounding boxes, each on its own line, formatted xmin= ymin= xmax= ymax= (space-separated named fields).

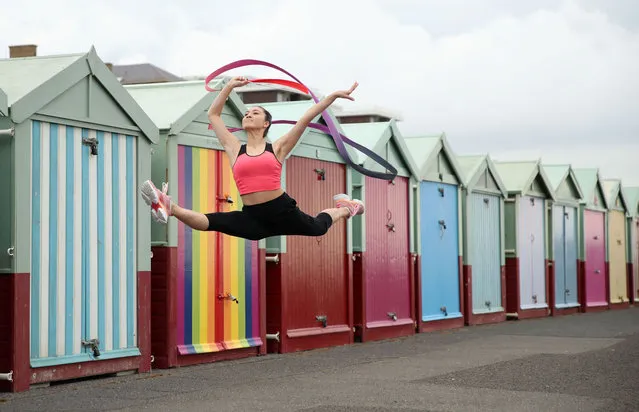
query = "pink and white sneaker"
xmin=333 ymin=194 xmax=365 ymax=218
xmin=140 ymin=180 xmax=172 ymax=224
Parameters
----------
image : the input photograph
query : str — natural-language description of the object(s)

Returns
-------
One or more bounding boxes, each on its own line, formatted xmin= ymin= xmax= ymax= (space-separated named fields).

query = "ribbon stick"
xmin=205 ymin=59 xmax=397 ymax=180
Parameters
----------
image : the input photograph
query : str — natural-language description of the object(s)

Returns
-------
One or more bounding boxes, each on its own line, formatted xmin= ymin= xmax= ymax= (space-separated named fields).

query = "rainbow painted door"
xmin=584 ymin=210 xmax=607 ymax=306
xmin=608 ymin=210 xmax=627 ymax=303
xmin=420 ymin=181 xmax=461 ymax=322
xmin=176 ymin=145 xmax=260 ymax=355
xmin=552 ymin=205 xmax=579 ymax=308
xmin=518 ymin=196 xmax=546 ymax=309
xmin=30 ymin=121 xmax=140 ymax=367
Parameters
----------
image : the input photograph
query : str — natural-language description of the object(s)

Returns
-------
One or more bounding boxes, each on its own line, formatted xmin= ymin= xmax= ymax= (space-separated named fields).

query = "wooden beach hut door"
xmin=420 ymin=181 xmax=461 ymax=321
xmin=175 ymin=145 xmax=260 ymax=355
xmin=552 ymin=205 xmax=579 ymax=307
xmin=30 ymin=122 xmax=140 ymax=367
xmin=584 ymin=210 xmax=607 ymax=305
xmin=518 ymin=196 xmax=546 ymax=309
xmin=469 ymin=192 xmax=502 ymax=314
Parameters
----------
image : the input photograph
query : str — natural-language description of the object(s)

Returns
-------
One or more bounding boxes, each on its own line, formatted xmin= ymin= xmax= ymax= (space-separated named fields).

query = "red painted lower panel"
xmin=30 ymin=357 xmax=141 ymax=385
xmin=150 ymin=247 xmax=178 ymax=369
xmin=553 ymin=307 xmax=580 ymax=316
xmin=414 ymin=256 xmax=422 ymax=332
xmin=137 ymin=271 xmax=152 ymax=373
xmin=627 ymin=263 xmax=635 ymax=304
xmin=265 ymin=250 xmax=282 ymax=354
xmin=0 ymin=273 xmax=30 ymax=393
xmin=283 ymin=326 xmax=352 ymax=353
xmin=548 ymin=260 xmax=556 ymax=316
xmin=517 ymin=307 xmax=551 ymax=319
xmin=177 ymin=347 xmax=260 ymax=367
xmin=582 ymin=304 xmax=609 ymax=313
xmin=505 ymin=257 xmax=520 ymax=315
xmin=363 ymin=321 xmax=415 ymax=342
xmin=418 ymin=317 xmax=465 ymax=333
xmin=504 ymin=258 xmax=550 ymax=319
xmin=258 ymin=249 xmax=267 ymax=356
xmin=353 ymin=254 xmax=364 ymax=340
xmin=609 ymin=301 xmax=631 ymax=310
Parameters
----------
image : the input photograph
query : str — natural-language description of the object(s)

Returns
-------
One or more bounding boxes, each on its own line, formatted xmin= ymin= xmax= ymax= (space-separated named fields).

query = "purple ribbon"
xmin=205 ymin=59 xmax=397 ymax=180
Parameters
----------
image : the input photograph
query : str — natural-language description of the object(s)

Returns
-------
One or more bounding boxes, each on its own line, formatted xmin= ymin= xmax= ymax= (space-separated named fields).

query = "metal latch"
xmin=315 ymin=315 xmax=327 ymax=328
xmin=387 ymin=312 xmax=397 ymax=321
xmin=440 ymin=306 xmax=448 ymax=316
xmin=82 ymin=137 xmax=99 ymax=155
xmin=82 ymin=338 xmax=101 ymax=357
xmin=217 ymin=193 xmax=234 ymax=204
xmin=218 ymin=292 xmax=239 ymax=304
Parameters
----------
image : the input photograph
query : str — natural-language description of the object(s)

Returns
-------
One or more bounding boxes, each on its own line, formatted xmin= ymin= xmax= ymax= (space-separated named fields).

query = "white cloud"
xmin=1 ymin=0 xmax=637 ymax=186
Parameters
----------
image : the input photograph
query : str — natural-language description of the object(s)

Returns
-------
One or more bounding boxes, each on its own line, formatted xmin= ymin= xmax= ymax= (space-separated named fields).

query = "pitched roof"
xmin=0 ymin=47 xmax=158 ymax=143
xmin=0 ymin=52 xmax=84 ymax=107
xmin=125 ymin=80 xmax=247 ymax=135
xmin=339 ymin=119 xmax=420 ymax=178
xmin=602 ymin=179 xmax=630 ymax=212
xmin=403 ymin=133 xmax=465 ymax=183
xmin=572 ymin=168 xmax=610 ymax=209
xmin=541 ymin=164 xmax=584 ymax=200
xmin=456 ymin=154 xmax=508 ymax=196
xmin=340 ymin=121 xmax=392 ymax=164
xmin=493 ymin=159 xmax=556 ymax=200
xmin=258 ymin=100 xmax=358 ymax=160
xmin=456 ymin=155 xmax=485 ymax=184
xmin=112 ymin=63 xmax=183 ymax=85
xmin=624 ymin=187 xmax=639 ymax=218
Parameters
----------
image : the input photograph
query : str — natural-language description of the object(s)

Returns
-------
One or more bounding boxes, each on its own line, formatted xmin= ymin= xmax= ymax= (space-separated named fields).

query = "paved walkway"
xmin=1 ymin=308 xmax=638 ymax=412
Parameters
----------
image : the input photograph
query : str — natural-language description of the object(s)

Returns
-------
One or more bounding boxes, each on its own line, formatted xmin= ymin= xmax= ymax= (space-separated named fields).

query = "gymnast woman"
xmin=140 ymin=76 xmax=364 ymax=241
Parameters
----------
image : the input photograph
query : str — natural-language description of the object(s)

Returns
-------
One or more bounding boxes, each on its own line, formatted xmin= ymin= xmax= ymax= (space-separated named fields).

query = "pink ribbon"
xmin=205 ymin=59 xmax=397 ymax=180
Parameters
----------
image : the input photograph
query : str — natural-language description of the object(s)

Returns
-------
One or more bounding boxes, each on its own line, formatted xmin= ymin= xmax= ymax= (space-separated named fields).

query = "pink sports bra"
xmin=232 ymin=143 xmax=282 ymax=195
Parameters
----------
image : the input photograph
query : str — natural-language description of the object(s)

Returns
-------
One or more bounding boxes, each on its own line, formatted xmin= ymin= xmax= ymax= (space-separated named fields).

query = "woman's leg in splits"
xmin=140 ymin=180 xmax=270 ymax=240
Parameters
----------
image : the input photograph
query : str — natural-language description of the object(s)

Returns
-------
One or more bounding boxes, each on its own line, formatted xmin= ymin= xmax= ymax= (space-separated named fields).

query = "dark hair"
xmin=257 ymin=106 xmax=272 ymax=137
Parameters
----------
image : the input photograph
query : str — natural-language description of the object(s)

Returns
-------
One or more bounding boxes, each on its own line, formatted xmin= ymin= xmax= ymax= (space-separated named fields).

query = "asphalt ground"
xmin=1 ymin=307 xmax=638 ymax=412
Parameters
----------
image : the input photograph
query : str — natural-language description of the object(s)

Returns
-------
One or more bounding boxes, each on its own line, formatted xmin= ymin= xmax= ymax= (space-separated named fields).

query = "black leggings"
xmin=204 ymin=192 xmax=333 ymax=240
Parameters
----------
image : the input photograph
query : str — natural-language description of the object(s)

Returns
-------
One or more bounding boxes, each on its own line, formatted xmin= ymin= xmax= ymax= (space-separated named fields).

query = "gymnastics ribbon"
xmin=205 ymin=59 xmax=397 ymax=181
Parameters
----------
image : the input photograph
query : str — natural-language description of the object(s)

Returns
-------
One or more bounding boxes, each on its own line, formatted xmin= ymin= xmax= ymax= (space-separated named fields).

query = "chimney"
xmin=9 ymin=44 xmax=37 ymax=58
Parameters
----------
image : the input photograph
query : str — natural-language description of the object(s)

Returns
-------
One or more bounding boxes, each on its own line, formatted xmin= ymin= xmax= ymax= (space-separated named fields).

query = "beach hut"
xmin=624 ymin=187 xmax=639 ymax=303
xmin=493 ymin=160 xmax=556 ymax=320
xmin=542 ymin=164 xmax=584 ymax=316
xmin=257 ymin=100 xmax=359 ymax=353
xmin=0 ymin=47 xmax=158 ymax=392
xmin=456 ymin=154 xmax=508 ymax=326
xmin=404 ymin=134 xmax=466 ymax=332
xmin=125 ymin=80 xmax=266 ymax=368
xmin=601 ymin=179 xmax=631 ymax=308
xmin=339 ymin=120 xmax=420 ymax=342
xmin=572 ymin=168 xmax=610 ymax=312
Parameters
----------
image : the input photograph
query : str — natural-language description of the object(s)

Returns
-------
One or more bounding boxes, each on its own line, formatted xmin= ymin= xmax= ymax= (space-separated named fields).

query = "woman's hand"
xmin=227 ymin=76 xmax=250 ymax=89
xmin=329 ymin=82 xmax=359 ymax=101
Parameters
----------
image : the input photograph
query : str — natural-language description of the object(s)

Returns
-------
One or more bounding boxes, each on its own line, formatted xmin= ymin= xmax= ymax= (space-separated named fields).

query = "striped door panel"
xmin=30 ymin=120 xmax=138 ymax=367
xmin=176 ymin=145 xmax=260 ymax=355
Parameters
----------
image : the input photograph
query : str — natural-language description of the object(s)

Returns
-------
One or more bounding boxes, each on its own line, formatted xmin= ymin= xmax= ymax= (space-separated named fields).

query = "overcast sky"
xmin=3 ymin=0 xmax=638 ymax=187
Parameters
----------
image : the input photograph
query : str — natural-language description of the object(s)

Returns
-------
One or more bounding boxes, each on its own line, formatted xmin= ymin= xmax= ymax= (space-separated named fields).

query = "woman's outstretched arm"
xmin=208 ymin=76 xmax=249 ymax=160
xmin=273 ymin=82 xmax=358 ymax=162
